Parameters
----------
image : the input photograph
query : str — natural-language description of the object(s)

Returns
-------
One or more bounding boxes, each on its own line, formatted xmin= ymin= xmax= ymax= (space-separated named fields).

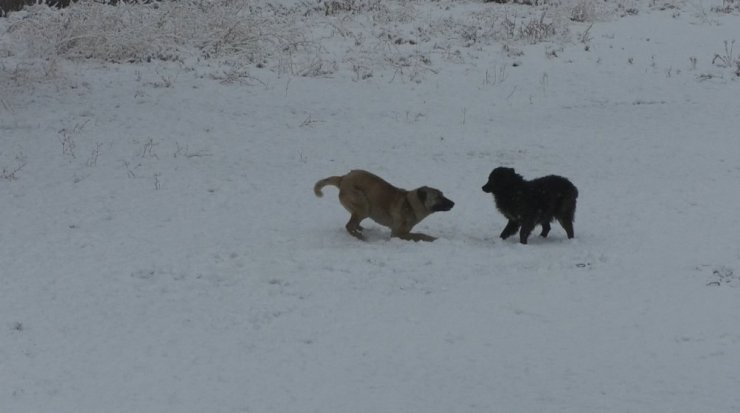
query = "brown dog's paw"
xmin=345 ymin=226 xmax=366 ymax=240
xmin=393 ymin=232 xmax=437 ymax=242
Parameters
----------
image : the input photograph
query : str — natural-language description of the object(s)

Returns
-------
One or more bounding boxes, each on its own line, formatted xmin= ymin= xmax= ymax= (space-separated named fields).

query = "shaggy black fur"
xmin=482 ymin=167 xmax=578 ymax=244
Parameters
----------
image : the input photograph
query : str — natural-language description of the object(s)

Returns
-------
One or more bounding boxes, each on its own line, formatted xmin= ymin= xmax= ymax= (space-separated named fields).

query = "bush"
xmin=5 ymin=0 xmax=264 ymax=63
xmin=711 ymin=0 xmax=740 ymax=14
xmin=1 ymin=0 xmax=74 ymax=16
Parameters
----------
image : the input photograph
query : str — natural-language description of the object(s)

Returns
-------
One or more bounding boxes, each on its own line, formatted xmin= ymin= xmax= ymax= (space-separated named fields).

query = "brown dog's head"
xmin=482 ymin=167 xmax=523 ymax=194
xmin=417 ymin=186 xmax=455 ymax=212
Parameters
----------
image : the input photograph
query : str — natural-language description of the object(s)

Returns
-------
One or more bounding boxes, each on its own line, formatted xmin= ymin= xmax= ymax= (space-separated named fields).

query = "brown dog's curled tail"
xmin=314 ymin=176 xmax=343 ymax=197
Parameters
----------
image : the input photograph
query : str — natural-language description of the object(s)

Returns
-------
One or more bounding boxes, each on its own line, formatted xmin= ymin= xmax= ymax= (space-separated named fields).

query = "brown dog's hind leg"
xmin=339 ymin=189 xmax=369 ymax=240
xmin=346 ymin=215 xmax=366 ymax=240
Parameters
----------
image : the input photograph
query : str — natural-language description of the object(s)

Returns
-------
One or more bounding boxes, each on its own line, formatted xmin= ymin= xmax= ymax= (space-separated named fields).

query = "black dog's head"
xmin=417 ymin=186 xmax=455 ymax=212
xmin=482 ymin=167 xmax=523 ymax=194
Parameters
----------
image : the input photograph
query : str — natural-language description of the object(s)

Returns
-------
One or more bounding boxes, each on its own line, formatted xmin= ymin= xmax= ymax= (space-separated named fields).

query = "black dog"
xmin=482 ymin=167 xmax=578 ymax=244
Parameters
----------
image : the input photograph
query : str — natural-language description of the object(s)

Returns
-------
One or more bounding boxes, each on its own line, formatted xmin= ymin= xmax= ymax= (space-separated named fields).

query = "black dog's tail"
xmin=560 ymin=185 xmax=578 ymax=222
xmin=314 ymin=176 xmax=343 ymax=197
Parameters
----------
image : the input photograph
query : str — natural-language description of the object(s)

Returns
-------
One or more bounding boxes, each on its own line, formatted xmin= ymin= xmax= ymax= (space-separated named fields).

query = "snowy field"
xmin=1 ymin=0 xmax=740 ymax=411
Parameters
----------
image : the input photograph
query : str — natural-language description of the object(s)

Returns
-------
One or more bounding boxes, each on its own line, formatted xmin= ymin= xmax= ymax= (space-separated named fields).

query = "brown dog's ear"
xmin=417 ymin=187 xmax=427 ymax=203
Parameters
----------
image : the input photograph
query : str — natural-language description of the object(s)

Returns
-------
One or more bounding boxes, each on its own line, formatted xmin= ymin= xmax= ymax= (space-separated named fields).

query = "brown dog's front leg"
xmin=392 ymin=231 xmax=437 ymax=242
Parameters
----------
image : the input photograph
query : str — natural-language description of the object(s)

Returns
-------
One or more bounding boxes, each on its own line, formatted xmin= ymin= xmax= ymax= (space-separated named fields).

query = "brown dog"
xmin=314 ymin=170 xmax=454 ymax=241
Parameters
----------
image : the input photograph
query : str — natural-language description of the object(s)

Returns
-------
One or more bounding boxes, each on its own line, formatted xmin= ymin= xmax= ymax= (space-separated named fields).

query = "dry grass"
xmin=1 ymin=0 xmax=642 ymax=81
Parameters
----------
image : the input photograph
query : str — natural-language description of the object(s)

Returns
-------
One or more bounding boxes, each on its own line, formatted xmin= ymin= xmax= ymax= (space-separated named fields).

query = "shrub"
xmin=519 ymin=12 xmax=556 ymax=44
xmin=1 ymin=0 xmax=75 ymax=16
xmin=570 ymin=0 xmax=596 ymax=22
xmin=711 ymin=0 xmax=740 ymax=13
xmin=5 ymin=0 xmax=262 ymax=63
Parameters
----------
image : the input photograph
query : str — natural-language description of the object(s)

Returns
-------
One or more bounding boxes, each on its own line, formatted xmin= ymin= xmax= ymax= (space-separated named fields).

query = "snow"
xmin=1 ymin=0 xmax=740 ymax=412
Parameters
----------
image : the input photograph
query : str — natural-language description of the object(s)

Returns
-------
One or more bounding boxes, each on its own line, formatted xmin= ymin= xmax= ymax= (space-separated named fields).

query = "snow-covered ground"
xmin=2 ymin=0 xmax=740 ymax=411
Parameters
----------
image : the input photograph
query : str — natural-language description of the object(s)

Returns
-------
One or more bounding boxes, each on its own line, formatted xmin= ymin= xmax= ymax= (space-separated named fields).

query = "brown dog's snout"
xmin=482 ymin=183 xmax=492 ymax=193
xmin=435 ymin=197 xmax=455 ymax=212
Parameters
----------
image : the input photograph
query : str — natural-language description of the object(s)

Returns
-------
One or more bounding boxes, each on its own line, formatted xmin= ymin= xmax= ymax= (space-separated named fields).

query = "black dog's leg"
xmin=558 ymin=218 xmax=575 ymax=239
xmin=540 ymin=222 xmax=551 ymax=238
xmin=519 ymin=221 xmax=535 ymax=244
xmin=500 ymin=220 xmax=520 ymax=240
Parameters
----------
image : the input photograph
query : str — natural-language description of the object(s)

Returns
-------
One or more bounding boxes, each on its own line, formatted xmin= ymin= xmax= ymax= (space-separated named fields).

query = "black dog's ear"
xmin=417 ymin=188 xmax=427 ymax=203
